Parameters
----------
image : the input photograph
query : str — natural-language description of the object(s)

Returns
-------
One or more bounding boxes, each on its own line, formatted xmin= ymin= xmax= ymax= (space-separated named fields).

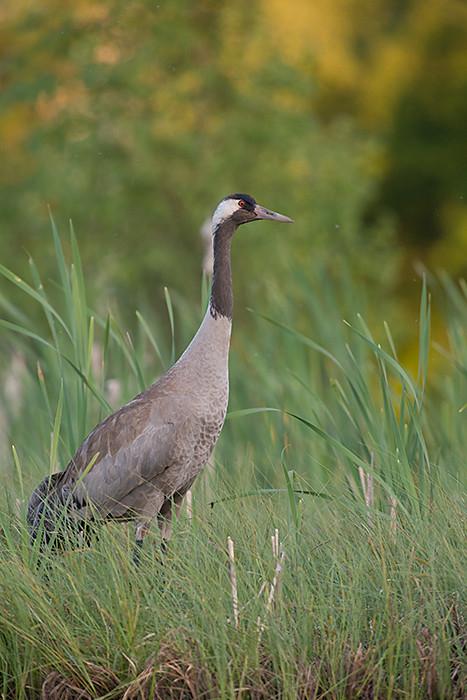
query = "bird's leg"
xmin=132 ymin=521 xmax=149 ymax=566
xmin=157 ymin=491 xmax=186 ymax=553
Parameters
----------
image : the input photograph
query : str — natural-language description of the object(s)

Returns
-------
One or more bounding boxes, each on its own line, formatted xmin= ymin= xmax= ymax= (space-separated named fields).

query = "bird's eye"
xmin=238 ymin=199 xmax=247 ymax=208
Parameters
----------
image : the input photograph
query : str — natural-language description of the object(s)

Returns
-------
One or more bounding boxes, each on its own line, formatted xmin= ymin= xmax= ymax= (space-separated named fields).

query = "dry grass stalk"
xmin=122 ymin=662 xmax=155 ymax=700
xmin=343 ymin=642 xmax=376 ymax=699
xmin=185 ymin=489 xmax=193 ymax=520
xmin=41 ymin=671 xmax=91 ymax=700
xmin=358 ymin=465 xmax=374 ymax=525
xmin=449 ymin=601 xmax=467 ymax=698
xmin=296 ymin=661 xmax=320 ymax=699
xmin=227 ymin=536 xmax=239 ymax=629
xmin=238 ymin=651 xmax=281 ymax=699
xmin=265 ymin=550 xmax=285 ymax=614
xmin=41 ymin=663 xmax=118 ymax=700
xmin=14 ymin=497 xmax=23 ymax=518
xmin=257 ymin=531 xmax=285 ymax=639
xmin=450 ymin=600 xmax=467 ymax=698
xmin=4 ymin=352 xmax=27 ymax=415
xmin=123 ymin=639 xmax=214 ymax=700
xmin=416 ymin=627 xmax=438 ymax=698
xmin=389 ymin=496 xmax=397 ymax=538
xmin=0 ymin=352 xmax=27 ymax=461
xmin=271 ymin=528 xmax=279 ymax=559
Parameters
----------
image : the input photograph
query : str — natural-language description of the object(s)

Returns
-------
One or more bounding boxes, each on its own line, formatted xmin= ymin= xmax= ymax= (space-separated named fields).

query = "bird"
xmin=27 ymin=193 xmax=293 ymax=561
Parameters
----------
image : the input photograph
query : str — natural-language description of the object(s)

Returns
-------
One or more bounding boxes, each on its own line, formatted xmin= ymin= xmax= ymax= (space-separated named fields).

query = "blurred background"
xmin=1 ymin=0 xmax=467 ymax=360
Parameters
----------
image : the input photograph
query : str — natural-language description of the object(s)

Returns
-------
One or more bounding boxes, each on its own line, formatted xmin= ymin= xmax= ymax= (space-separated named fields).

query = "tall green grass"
xmin=0 ymin=226 xmax=465 ymax=698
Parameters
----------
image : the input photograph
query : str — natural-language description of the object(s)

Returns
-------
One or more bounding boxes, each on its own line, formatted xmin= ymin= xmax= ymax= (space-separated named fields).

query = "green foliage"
xmin=0 ymin=0 xmax=399 ymax=315
xmin=2 ymin=0 xmax=467 ymax=300
xmin=379 ymin=11 xmax=467 ymax=249
xmin=0 ymin=227 xmax=465 ymax=697
xmin=0 ymin=491 xmax=464 ymax=698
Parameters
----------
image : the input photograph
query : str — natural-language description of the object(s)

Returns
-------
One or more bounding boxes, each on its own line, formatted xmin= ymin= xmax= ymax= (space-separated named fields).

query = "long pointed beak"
xmin=254 ymin=204 xmax=294 ymax=223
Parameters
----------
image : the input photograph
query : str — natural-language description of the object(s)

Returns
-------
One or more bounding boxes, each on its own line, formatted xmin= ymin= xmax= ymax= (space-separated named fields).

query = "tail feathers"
xmin=27 ymin=473 xmax=94 ymax=549
xmin=27 ymin=473 xmax=67 ymax=547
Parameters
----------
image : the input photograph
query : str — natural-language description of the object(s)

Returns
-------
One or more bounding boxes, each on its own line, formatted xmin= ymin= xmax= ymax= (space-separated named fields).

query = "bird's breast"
xmin=171 ymin=310 xmax=231 ymax=419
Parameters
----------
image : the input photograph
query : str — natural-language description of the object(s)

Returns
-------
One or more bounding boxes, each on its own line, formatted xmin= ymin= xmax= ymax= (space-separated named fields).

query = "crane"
xmin=27 ymin=193 xmax=293 ymax=562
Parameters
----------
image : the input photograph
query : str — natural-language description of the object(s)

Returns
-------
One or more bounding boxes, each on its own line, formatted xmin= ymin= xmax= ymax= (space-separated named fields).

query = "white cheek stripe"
xmin=211 ymin=199 xmax=239 ymax=231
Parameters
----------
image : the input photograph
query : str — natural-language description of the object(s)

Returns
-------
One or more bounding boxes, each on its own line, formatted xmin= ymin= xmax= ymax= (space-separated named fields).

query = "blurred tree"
xmin=262 ymin=0 xmax=467 ymax=270
xmin=381 ymin=14 xmax=467 ymax=254
xmin=0 ymin=0 xmax=396 ymax=319
xmin=2 ymin=0 xmax=465 ymax=336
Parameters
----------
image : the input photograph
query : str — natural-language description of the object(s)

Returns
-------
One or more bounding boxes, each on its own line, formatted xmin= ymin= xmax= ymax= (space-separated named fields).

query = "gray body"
xmin=71 ymin=311 xmax=230 ymax=521
xmin=27 ymin=311 xmax=230 ymax=544
xmin=27 ymin=193 xmax=292 ymax=551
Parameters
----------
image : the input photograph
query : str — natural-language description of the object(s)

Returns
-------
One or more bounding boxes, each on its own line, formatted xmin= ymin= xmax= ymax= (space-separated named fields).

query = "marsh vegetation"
xmin=0 ymin=229 xmax=465 ymax=698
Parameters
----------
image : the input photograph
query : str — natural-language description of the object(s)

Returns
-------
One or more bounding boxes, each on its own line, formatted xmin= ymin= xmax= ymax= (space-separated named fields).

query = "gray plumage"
xmin=27 ymin=194 xmax=292 ymax=554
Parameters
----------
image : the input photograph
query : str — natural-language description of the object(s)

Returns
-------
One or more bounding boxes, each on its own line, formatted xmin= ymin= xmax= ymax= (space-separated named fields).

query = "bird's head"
xmin=211 ymin=193 xmax=293 ymax=233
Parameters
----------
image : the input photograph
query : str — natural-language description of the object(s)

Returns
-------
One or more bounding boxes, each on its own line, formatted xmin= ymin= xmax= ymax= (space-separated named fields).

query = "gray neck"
xmin=210 ymin=221 xmax=236 ymax=319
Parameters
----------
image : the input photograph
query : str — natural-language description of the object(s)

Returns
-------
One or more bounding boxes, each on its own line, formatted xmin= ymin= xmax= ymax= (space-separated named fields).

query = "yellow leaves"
xmin=35 ymin=82 xmax=91 ymax=123
xmin=360 ymin=42 xmax=421 ymax=128
xmin=259 ymin=0 xmax=467 ymax=135
xmin=411 ymin=0 xmax=467 ymax=38
xmin=0 ymin=0 xmax=35 ymax=23
xmin=261 ymin=0 xmax=360 ymax=87
xmin=216 ymin=7 xmax=271 ymax=88
xmin=360 ymin=0 xmax=467 ymax=128
xmin=0 ymin=104 xmax=35 ymax=184
xmin=176 ymin=72 xmax=203 ymax=95
xmin=73 ymin=1 xmax=110 ymax=24
xmin=94 ymin=44 xmax=121 ymax=66
xmin=0 ymin=104 xmax=32 ymax=149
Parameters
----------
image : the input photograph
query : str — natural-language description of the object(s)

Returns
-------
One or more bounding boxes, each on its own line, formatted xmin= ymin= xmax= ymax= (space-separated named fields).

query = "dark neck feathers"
xmin=210 ymin=220 xmax=236 ymax=320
